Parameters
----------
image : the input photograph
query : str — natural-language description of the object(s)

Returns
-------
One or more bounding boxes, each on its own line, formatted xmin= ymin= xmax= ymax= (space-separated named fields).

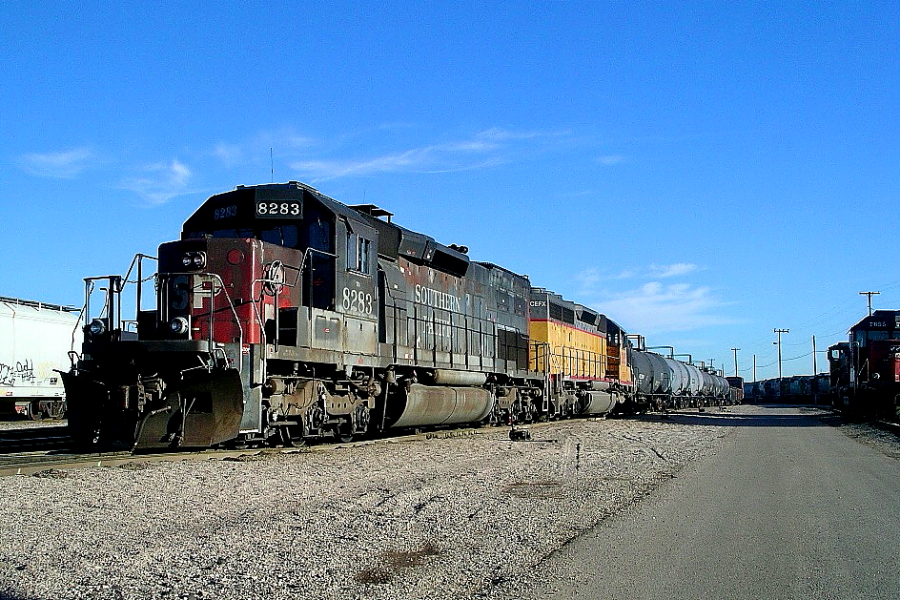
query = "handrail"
xmin=250 ymin=259 xmax=301 ymax=349
xmin=160 ymin=272 xmax=245 ymax=365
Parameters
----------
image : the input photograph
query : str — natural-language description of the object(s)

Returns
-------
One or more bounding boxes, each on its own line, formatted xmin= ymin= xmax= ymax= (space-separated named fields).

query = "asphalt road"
xmin=517 ymin=405 xmax=900 ymax=600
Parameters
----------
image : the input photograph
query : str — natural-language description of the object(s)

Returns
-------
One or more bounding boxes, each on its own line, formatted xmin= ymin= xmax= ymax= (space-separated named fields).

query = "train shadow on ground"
xmin=625 ymin=405 xmax=843 ymax=428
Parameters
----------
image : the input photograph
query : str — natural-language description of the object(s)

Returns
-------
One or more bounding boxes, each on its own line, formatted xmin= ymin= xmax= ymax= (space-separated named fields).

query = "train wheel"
xmin=279 ymin=424 xmax=307 ymax=447
xmin=337 ymin=422 xmax=355 ymax=443
xmin=293 ymin=419 xmax=309 ymax=447
xmin=268 ymin=427 xmax=288 ymax=448
xmin=354 ymin=404 xmax=371 ymax=436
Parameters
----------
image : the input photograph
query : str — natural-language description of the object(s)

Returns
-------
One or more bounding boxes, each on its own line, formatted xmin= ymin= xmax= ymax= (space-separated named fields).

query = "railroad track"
xmin=0 ymin=425 xmax=73 ymax=453
xmin=0 ymin=410 xmax=733 ymax=477
xmin=0 ymin=423 xmax=498 ymax=477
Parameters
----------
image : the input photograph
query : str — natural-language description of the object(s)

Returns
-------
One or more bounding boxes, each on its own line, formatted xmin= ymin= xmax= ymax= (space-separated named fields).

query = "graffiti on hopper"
xmin=0 ymin=359 xmax=36 ymax=386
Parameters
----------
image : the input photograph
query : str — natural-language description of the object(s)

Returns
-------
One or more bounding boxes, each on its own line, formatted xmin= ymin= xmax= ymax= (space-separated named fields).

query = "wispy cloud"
xmin=597 ymin=154 xmax=626 ymax=166
xmin=576 ymin=267 xmax=605 ymax=289
xmin=291 ymin=145 xmax=506 ymax=179
xmin=475 ymin=127 xmax=565 ymax=142
xmin=288 ymin=127 xmax=568 ymax=181
xmin=120 ymin=159 xmax=194 ymax=205
xmin=18 ymin=147 xmax=100 ymax=178
xmin=577 ymin=263 xmax=701 ymax=289
xmin=293 ymin=147 xmax=438 ymax=179
xmin=595 ymin=282 xmax=735 ymax=334
xmin=649 ymin=263 xmax=701 ymax=278
xmin=213 ymin=142 xmax=244 ymax=167
xmin=573 ymin=262 xmax=730 ymax=334
xmin=212 ymin=128 xmax=316 ymax=168
xmin=254 ymin=128 xmax=316 ymax=151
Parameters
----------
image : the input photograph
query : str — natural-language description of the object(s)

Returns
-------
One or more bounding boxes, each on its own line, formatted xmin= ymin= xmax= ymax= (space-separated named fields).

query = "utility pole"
xmin=812 ymin=336 xmax=817 ymax=375
xmin=859 ymin=291 xmax=880 ymax=316
xmin=753 ymin=354 xmax=757 ymax=382
xmin=731 ymin=347 xmax=740 ymax=378
xmin=774 ymin=328 xmax=790 ymax=379
xmin=812 ymin=335 xmax=818 ymax=405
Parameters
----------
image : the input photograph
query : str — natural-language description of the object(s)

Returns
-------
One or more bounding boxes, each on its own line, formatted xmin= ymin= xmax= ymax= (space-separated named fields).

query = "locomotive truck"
xmin=61 ymin=182 xmax=735 ymax=451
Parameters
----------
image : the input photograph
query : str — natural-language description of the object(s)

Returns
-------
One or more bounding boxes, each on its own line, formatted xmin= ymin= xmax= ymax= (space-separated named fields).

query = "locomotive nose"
xmin=134 ymin=369 xmax=245 ymax=451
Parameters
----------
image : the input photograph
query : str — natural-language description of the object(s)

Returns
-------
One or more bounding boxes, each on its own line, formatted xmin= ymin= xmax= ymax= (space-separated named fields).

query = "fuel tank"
xmin=386 ymin=383 xmax=494 ymax=429
xmin=578 ymin=389 xmax=617 ymax=415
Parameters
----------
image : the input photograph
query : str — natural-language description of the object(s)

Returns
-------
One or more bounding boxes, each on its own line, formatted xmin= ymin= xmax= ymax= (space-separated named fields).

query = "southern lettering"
xmin=414 ymin=284 xmax=462 ymax=313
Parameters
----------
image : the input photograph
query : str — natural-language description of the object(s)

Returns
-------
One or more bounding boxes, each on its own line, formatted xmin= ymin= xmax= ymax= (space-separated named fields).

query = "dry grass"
xmin=502 ymin=480 xmax=565 ymax=498
xmin=354 ymin=541 xmax=443 ymax=585
xmin=31 ymin=469 xmax=69 ymax=479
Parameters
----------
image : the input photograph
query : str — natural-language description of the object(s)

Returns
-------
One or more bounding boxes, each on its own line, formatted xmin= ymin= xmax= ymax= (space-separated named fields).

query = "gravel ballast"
xmin=1 ymin=409 xmax=753 ymax=599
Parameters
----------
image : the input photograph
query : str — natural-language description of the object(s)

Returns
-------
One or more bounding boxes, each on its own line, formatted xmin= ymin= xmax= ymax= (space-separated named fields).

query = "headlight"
xmin=182 ymin=252 xmax=206 ymax=269
xmin=169 ymin=317 xmax=189 ymax=335
xmin=88 ymin=319 xmax=106 ymax=337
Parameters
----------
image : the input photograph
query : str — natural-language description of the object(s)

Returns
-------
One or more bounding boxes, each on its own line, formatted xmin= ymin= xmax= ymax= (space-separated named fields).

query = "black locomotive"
xmin=828 ymin=310 xmax=900 ymax=419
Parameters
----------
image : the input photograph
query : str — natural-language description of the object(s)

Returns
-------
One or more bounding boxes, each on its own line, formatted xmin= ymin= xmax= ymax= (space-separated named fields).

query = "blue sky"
xmin=2 ymin=1 xmax=898 ymax=380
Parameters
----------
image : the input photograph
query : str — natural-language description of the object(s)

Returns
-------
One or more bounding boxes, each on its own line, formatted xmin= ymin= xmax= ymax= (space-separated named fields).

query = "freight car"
xmin=61 ymin=182 xmax=734 ymax=451
xmin=828 ymin=310 xmax=900 ymax=419
xmin=726 ymin=377 xmax=745 ymax=404
xmin=0 ymin=297 xmax=81 ymax=419
xmin=625 ymin=340 xmax=737 ymax=412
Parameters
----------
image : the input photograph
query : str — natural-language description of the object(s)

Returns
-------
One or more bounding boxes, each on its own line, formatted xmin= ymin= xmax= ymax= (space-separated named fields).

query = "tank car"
xmin=626 ymin=341 xmax=732 ymax=412
xmin=828 ymin=310 xmax=900 ymax=419
xmin=62 ymin=182 xmax=551 ymax=450
xmin=0 ymin=297 xmax=80 ymax=419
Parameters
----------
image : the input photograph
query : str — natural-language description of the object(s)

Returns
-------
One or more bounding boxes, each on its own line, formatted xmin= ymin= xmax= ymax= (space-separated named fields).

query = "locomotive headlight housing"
xmin=169 ymin=316 xmax=190 ymax=336
xmin=87 ymin=318 xmax=107 ymax=338
xmin=182 ymin=251 xmax=207 ymax=270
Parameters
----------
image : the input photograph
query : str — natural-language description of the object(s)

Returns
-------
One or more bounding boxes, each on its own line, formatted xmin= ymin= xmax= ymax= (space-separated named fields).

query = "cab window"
xmin=347 ymin=234 xmax=372 ymax=275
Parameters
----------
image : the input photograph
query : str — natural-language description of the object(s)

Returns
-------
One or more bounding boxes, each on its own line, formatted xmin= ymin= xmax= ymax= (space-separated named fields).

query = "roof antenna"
xmin=270 ymin=148 xmax=275 ymax=183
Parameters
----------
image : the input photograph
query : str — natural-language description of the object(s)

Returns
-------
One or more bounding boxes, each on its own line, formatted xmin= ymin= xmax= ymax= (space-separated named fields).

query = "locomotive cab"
xmin=829 ymin=311 xmax=900 ymax=418
xmin=67 ymin=182 xmax=385 ymax=450
xmin=158 ymin=182 xmax=384 ymax=445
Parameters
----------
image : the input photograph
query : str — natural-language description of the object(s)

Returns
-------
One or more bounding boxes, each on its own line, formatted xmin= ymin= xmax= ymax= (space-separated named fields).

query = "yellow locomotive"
xmin=529 ymin=289 xmax=630 ymax=416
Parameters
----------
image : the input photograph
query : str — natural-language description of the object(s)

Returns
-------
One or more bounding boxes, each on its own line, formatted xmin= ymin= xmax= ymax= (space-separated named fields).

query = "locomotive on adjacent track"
xmin=828 ymin=310 xmax=900 ymax=419
xmin=742 ymin=374 xmax=829 ymax=404
xmin=61 ymin=182 xmax=737 ymax=451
